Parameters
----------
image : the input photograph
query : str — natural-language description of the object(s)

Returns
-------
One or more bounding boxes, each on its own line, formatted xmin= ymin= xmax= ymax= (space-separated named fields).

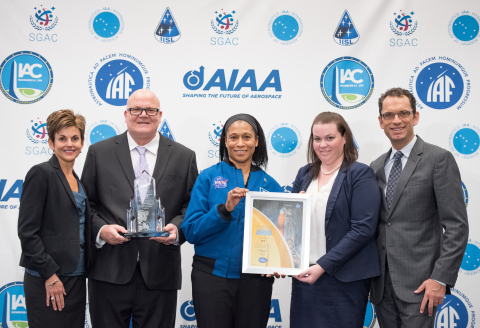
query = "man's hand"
xmin=150 ymin=223 xmax=177 ymax=245
xmin=294 ymin=264 xmax=325 ymax=285
xmin=415 ymin=279 xmax=446 ymax=316
xmin=100 ymin=224 xmax=129 ymax=245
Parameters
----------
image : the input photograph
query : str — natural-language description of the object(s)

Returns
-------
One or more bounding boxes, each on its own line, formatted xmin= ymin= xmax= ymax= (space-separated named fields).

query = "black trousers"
xmin=191 ymin=267 xmax=274 ymax=328
xmin=23 ymin=272 xmax=86 ymax=328
xmin=88 ymin=263 xmax=177 ymax=328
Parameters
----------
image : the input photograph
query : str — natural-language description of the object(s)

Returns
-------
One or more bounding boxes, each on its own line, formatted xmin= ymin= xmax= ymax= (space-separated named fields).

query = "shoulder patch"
xmin=213 ymin=176 xmax=228 ymax=189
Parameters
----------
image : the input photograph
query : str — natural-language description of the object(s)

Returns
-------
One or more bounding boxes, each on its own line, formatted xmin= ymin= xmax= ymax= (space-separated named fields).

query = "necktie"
xmin=134 ymin=146 xmax=149 ymax=201
xmin=386 ymin=151 xmax=403 ymax=209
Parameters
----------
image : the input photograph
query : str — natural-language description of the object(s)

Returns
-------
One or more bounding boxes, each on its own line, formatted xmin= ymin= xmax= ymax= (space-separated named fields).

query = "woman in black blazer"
xmin=18 ymin=110 xmax=92 ymax=328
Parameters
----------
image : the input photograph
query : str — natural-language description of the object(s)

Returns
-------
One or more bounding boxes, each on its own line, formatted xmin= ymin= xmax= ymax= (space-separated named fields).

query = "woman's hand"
xmin=294 ymin=264 xmax=325 ymax=285
xmin=45 ymin=274 xmax=66 ymax=311
xmin=262 ymin=272 xmax=286 ymax=279
xmin=225 ymin=188 xmax=249 ymax=212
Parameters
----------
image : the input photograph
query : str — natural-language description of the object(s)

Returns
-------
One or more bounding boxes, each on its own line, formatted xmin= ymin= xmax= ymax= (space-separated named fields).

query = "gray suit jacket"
xmin=370 ymin=136 xmax=468 ymax=304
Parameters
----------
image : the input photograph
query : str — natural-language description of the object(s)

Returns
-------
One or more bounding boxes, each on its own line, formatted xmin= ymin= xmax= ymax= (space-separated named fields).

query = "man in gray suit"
xmin=370 ymin=87 xmax=468 ymax=327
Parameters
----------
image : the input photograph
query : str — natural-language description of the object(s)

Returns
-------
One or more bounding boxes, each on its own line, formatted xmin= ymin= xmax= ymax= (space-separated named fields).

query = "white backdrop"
xmin=1 ymin=1 xmax=479 ymax=327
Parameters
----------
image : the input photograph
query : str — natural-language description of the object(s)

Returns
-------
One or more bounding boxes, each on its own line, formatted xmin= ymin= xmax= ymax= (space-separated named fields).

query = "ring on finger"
xmin=51 ymin=296 xmax=55 ymax=300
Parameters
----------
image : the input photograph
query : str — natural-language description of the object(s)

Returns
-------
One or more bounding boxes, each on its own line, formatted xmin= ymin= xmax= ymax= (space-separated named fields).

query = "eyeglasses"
xmin=381 ymin=110 xmax=413 ymax=121
xmin=127 ymin=108 xmax=159 ymax=116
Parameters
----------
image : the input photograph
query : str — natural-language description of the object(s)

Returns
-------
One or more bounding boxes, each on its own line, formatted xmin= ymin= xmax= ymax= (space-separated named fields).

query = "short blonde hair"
xmin=47 ymin=109 xmax=86 ymax=142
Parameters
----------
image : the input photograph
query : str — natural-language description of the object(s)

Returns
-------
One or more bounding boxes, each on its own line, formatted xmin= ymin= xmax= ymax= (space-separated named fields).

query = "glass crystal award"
xmin=125 ymin=171 xmax=169 ymax=238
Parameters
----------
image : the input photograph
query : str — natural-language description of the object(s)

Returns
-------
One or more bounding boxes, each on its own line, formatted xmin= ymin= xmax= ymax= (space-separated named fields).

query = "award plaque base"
xmin=124 ymin=231 xmax=169 ymax=238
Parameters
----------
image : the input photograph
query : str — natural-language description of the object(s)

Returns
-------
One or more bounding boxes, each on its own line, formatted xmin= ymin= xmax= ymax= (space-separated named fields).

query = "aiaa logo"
xmin=209 ymin=121 xmax=223 ymax=147
xmin=448 ymin=11 xmax=479 ymax=46
xmin=435 ymin=289 xmax=475 ymax=328
xmin=159 ymin=120 xmax=175 ymax=141
xmin=333 ymin=10 xmax=360 ymax=46
xmin=30 ymin=5 xmax=58 ymax=31
xmin=320 ymin=57 xmax=374 ymax=109
xmin=0 ymin=51 xmax=53 ymax=104
xmin=0 ymin=180 xmax=22 ymax=209
xmin=154 ymin=7 xmax=181 ymax=44
xmin=364 ymin=299 xmax=377 ymax=328
xmin=85 ymin=120 xmax=121 ymax=146
xmin=267 ymin=123 xmax=302 ymax=158
xmin=0 ymin=282 xmax=28 ymax=327
xmin=462 ymin=181 xmax=468 ymax=207
xmin=88 ymin=54 xmax=150 ymax=106
xmin=390 ymin=10 xmax=417 ymax=36
xmin=180 ymin=300 xmax=196 ymax=321
xmin=89 ymin=8 xmax=124 ymax=42
xmin=449 ymin=124 xmax=480 ymax=159
xmin=268 ymin=10 xmax=303 ymax=45
xmin=410 ymin=57 xmax=470 ymax=110
xmin=459 ymin=239 xmax=480 ymax=275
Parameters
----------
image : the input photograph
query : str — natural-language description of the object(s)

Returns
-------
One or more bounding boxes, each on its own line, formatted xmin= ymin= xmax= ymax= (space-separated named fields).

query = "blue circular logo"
xmin=452 ymin=15 xmax=479 ymax=42
xmin=180 ymin=300 xmax=196 ymax=321
xmin=271 ymin=127 xmax=298 ymax=154
xmin=90 ymin=124 xmax=118 ymax=144
xmin=461 ymin=243 xmax=480 ymax=271
xmin=435 ymin=294 xmax=469 ymax=328
xmin=320 ymin=57 xmax=374 ymax=109
xmin=364 ymin=300 xmax=376 ymax=328
xmin=93 ymin=12 xmax=120 ymax=38
xmin=462 ymin=181 xmax=468 ymax=207
xmin=272 ymin=15 xmax=299 ymax=41
xmin=0 ymin=282 xmax=28 ymax=326
xmin=453 ymin=128 xmax=480 ymax=155
xmin=258 ymin=257 xmax=268 ymax=263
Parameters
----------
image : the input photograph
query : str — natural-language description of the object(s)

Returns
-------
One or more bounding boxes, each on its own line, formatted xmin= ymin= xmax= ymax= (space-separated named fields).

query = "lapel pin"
xmin=264 ymin=178 xmax=267 ymax=183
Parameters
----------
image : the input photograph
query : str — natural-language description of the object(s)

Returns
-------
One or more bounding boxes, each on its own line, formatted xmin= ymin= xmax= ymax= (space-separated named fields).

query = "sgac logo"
xmin=462 ymin=181 xmax=468 ymax=207
xmin=210 ymin=9 xmax=238 ymax=46
xmin=409 ymin=57 xmax=470 ymax=110
xmin=180 ymin=300 xmax=196 ymax=321
xmin=268 ymin=10 xmax=303 ymax=45
xmin=85 ymin=120 xmax=121 ymax=146
xmin=333 ymin=10 xmax=360 ymax=46
xmin=0 ymin=51 xmax=53 ymax=104
xmin=209 ymin=121 xmax=223 ymax=147
xmin=89 ymin=8 xmax=124 ymax=42
xmin=25 ymin=117 xmax=53 ymax=156
xmin=159 ymin=119 xmax=176 ymax=141
xmin=88 ymin=54 xmax=150 ymax=106
xmin=154 ymin=7 xmax=181 ymax=44
xmin=30 ymin=5 xmax=58 ymax=31
xmin=390 ymin=10 xmax=418 ymax=47
xmin=0 ymin=282 xmax=28 ymax=326
xmin=448 ymin=124 xmax=480 ymax=159
xmin=459 ymin=239 xmax=480 ymax=275
xmin=364 ymin=299 xmax=377 ymax=328
xmin=448 ymin=11 xmax=479 ymax=46
xmin=435 ymin=288 xmax=475 ymax=328
xmin=267 ymin=123 xmax=302 ymax=158
xmin=320 ymin=56 xmax=374 ymax=109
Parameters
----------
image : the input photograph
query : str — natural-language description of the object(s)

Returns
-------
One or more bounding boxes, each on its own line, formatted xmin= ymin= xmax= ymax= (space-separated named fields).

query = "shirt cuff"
xmin=217 ymin=204 xmax=233 ymax=221
xmin=96 ymin=226 xmax=107 ymax=248
xmin=434 ymin=279 xmax=446 ymax=287
xmin=173 ymin=225 xmax=180 ymax=246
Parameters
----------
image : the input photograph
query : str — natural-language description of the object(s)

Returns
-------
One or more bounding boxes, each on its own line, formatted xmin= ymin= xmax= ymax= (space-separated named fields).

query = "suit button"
xmin=387 ymin=223 xmax=391 ymax=227
xmin=327 ymin=237 xmax=331 ymax=241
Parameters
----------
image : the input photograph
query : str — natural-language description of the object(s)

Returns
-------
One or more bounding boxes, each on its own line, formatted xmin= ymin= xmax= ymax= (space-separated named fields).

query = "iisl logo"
xmin=85 ymin=120 xmax=121 ymax=146
xmin=154 ymin=7 xmax=181 ymax=43
xmin=209 ymin=121 xmax=223 ymax=147
xmin=267 ymin=123 xmax=302 ymax=158
xmin=435 ymin=288 xmax=475 ymax=328
xmin=89 ymin=8 xmax=124 ymax=42
xmin=409 ymin=57 xmax=470 ymax=110
xmin=0 ymin=282 xmax=28 ymax=327
xmin=320 ymin=56 xmax=374 ymax=109
xmin=448 ymin=11 xmax=479 ymax=46
xmin=459 ymin=239 xmax=480 ymax=275
xmin=333 ymin=10 xmax=360 ymax=46
xmin=159 ymin=119 xmax=176 ymax=141
xmin=364 ymin=299 xmax=377 ymax=328
xmin=0 ymin=51 xmax=53 ymax=104
xmin=30 ymin=5 xmax=58 ymax=31
xmin=448 ymin=124 xmax=480 ymax=159
xmin=268 ymin=10 xmax=303 ymax=45
xmin=390 ymin=10 xmax=417 ymax=36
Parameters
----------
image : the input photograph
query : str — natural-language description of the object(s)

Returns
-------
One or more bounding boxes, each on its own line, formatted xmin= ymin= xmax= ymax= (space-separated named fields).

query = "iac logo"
xmin=0 ymin=282 xmax=28 ymax=326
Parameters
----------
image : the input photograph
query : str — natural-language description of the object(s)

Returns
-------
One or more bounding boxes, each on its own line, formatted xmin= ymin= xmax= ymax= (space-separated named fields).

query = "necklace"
xmin=321 ymin=162 xmax=342 ymax=175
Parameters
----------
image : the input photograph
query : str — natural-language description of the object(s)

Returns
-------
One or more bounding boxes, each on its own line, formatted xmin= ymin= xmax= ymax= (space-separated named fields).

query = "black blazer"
xmin=18 ymin=155 xmax=93 ymax=280
xmin=81 ymin=132 xmax=198 ymax=290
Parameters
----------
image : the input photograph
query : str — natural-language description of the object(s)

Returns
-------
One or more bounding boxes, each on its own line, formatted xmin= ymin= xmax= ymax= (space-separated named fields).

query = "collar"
xmin=223 ymin=157 xmax=261 ymax=172
xmin=389 ymin=135 xmax=417 ymax=161
xmin=127 ymin=131 xmax=160 ymax=156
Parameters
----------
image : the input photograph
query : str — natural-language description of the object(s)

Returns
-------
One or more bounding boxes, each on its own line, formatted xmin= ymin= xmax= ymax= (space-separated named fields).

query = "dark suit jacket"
xmin=81 ymin=131 xmax=197 ymax=290
xmin=370 ymin=136 xmax=469 ymax=304
xmin=18 ymin=155 xmax=93 ymax=280
xmin=292 ymin=160 xmax=381 ymax=282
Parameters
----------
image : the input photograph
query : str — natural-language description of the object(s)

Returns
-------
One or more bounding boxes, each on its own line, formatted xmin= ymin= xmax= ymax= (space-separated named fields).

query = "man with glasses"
xmin=82 ymin=89 xmax=198 ymax=328
xmin=369 ymin=87 xmax=468 ymax=328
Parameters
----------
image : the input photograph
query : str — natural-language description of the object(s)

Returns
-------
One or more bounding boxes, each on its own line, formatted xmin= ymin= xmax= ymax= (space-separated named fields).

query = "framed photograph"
xmin=242 ymin=192 xmax=311 ymax=276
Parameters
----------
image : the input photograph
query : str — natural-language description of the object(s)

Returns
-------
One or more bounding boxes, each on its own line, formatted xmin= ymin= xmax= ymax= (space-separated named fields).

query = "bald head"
xmin=127 ymin=89 xmax=160 ymax=109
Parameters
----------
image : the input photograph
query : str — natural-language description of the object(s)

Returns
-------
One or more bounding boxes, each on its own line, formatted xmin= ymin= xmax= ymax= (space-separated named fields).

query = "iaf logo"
xmin=180 ymin=300 xmax=196 ymax=321
xmin=0 ymin=51 xmax=53 ymax=104
xmin=435 ymin=288 xmax=475 ymax=328
xmin=459 ymin=240 xmax=480 ymax=275
xmin=89 ymin=8 xmax=124 ymax=42
xmin=85 ymin=120 xmax=121 ymax=146
xmin=267 ymin=123 xmax=302 ymax=158
xmin=448 ymin=11 xmax=479 ymax=46
xmin=154 ymin=7 xmax=181 ymax=43
xmin=390 ymin=10 xmax=417 ymax=36
xmin=159 ymin=119 xmax=176 ymax=141
xmin=364 ymin=299 xmax=377 ymax=328
xmin=27 ymin=117 xmax=48 ymax=144
xmin=333 ymin=10 xmax=360 ymax=46
xmin=30 ymin=5 xmax=58 ymax=31
xmin=268 ymin=10 xmax=303 ymax=45
xmin=320 ymin=56 xmax=374 ymax=109
xmin=448 ymin=124 xmax=480 ymax=159
xmin=0 ymin=282 xmax=28 ymax=327
xmin=209 ymin=121 xmax=224 ymax=147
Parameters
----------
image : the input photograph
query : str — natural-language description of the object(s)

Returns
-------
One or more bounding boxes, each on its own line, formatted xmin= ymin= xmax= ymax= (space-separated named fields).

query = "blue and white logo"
xmin=0 ymin=180 xmax=23 ymax=208
xmin=353 ymin=134 xmax=360 ymax=151
xmin=159 ymin=119 xmax=175 ymax=141
xmin=390 ymin=10 xmax=417 ymax=36
xmin=459 ymin=240 xmax=480 ymax=275
xmin=89 ymin=54 xmax=150 ymax=106
xmin=89 ymin=8 xmax=124 ymax=42
xmin=25 ymin=117 xmax=53 ymax=156
xmin=30 ymin=5 xmax=58 ymax=31
xmin=320 ymin=57 xmax=374 ymax=109
xmin=435 ymin=288 xmax=475 ymax=328
xmin=155 ymin=7 xmax=181 ymax=43
xmin=0 ymin=282 xmax=28 ymax=327
xmin=333 ymin=10 xmax=359 ymax=46
xmin=449 ymin=124 xmax=480 ymax=159
xmin=364 ymin=299 xmax=377 ymax=328
xmin=268 ymin=10 xmax=303 ymax=45
xmin=267 ymin=123 xmax=302 ymax=158
xmin=209 ymin=121 xmax=223 ymax=147
xmin=85 ymin=120 xmax=121 ymax=146
xmin=0 ymin=51 xmax=53 ymax=104
xmin=462 ymin=181 xmax=468 ymax=207
xmin=448 ymin=11 xmax=479 ymax=46
xmin=180 ymin=300 xmax=196 ymax=322
xmin=213 ymin=176 xmax=228 ymax=189
xmin=410 ymin=57 xmax=470 ymax=110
